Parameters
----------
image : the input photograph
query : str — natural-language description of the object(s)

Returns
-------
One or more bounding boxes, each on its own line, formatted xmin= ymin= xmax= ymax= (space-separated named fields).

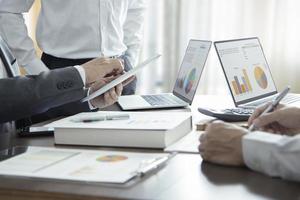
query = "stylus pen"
xmin=71 ymin=114 xmax=130 ymax=123
xmin=249 ymin=86 xmax=290 ymax=132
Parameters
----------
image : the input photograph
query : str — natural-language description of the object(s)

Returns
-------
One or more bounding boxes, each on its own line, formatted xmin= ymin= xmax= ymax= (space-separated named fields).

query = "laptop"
xmin=214 ymin=37 xmax=300 ymax=109
xmin=118 ymin=40 xmax=212 ymax=110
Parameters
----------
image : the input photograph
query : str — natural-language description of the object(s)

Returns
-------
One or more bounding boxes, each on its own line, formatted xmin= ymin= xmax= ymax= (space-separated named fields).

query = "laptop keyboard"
xmin=246 ymin=94 xmax=300 ymax=107
xmin=282 ymin=94 xmax=300 ymax=104
xmin=142 ymin=95 xmax=184 ymax=106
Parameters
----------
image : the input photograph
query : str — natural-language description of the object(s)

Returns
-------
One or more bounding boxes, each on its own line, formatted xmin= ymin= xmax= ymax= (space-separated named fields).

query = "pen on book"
xmin=71 ymin=114 xmax=130 ymax=123
xmin=249 ymin=86 xmax=290 ymax=132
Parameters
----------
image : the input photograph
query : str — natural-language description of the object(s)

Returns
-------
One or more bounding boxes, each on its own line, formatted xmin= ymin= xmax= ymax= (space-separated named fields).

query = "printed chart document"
xmin=0 ymin=147 xmax=170 ymax=184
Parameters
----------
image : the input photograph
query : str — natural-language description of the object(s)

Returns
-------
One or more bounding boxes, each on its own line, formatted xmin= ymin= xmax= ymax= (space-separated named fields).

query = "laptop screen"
xmin=214 ymin=38 xmax=277 ymax=106
xmin=173 ymin=40 xmax=211 ymax=104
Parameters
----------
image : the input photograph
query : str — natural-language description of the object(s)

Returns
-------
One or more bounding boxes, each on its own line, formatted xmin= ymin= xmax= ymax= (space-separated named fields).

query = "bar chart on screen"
xmin=231 ymin=68 xmax=253 ymax=95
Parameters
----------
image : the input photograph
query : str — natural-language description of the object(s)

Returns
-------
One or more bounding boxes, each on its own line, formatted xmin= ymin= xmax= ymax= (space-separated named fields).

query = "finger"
xmin=104 ymin=59 xmax=124 ymax=77
xmin=248 ymin=103 xmax=270 ymax=125
xmin=205 ymin=120 xmax=225 ymax=132
xmin=116 ymin=84 xmax=123 ymax=96
xmin=253 ymin=111 xmax=279 ymax=128
xmin=198 ymin=144 xmax=205 ymax=154
xmin=199 ymin=133 xmax=206 ymax=143
xmin=113 ymin=59 xmax=125 ymax=73
xmin=104 ymin=92 xmax=112 ymax=105
xmin=118 ymin=58 xmax=125 ymax=70
xmin=89 ymin=79 xmax=106 ymax=91
xmin=122 ymin=76 xmax=136 ymax=87
xmin=109 ymin=88 xmax=118 ymax=101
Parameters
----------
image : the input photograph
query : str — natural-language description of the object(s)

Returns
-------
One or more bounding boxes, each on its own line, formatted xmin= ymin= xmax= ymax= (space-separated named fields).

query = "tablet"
xmin=82 ymin=54 xmax=161 ymax=102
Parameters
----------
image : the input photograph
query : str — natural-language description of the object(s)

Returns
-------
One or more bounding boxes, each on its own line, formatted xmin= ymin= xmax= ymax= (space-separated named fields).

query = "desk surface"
xmin=0 ymin=95 xmax=299 ymax=200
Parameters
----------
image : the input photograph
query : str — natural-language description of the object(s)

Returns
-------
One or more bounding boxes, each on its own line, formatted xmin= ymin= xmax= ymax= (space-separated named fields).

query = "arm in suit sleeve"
xmin=0 ymin=67 xmax=86 ymax=123
xmin=242 ymin=132 xmax=300 ymax=182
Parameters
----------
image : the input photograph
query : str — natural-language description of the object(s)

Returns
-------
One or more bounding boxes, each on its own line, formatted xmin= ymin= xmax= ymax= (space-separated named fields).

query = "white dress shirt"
xmin=242 ymin=132 xmax=300 ymax=182
xmin=0 ymin=0 xmax=146 ymax=75
xmin=0 ymin=59 xmax=7 ymax=78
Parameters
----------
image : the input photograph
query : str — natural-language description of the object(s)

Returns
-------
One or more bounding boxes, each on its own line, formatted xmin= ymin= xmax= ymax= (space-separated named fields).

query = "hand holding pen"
xmin=248 ymin=86 xmax=293 ymax=132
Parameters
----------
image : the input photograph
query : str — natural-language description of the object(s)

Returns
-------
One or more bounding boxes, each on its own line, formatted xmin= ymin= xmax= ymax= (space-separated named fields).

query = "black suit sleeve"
xmin=0 ymin=67 xmax=86 ymax=123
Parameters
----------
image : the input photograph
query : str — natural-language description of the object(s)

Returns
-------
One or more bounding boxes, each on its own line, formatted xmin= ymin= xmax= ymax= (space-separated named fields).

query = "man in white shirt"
xmin=0 ymin=0 xmax=146 ymax=95
xmin=198 ymin=103 xmax=300 ymax=182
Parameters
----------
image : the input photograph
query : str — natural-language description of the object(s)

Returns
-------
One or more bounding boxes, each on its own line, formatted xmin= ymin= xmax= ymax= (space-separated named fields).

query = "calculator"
xmin=198 ymin=107 xmax=254 ymax=122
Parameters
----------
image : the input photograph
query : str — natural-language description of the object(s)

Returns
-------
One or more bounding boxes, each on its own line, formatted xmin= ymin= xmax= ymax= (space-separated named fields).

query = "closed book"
xmin=47 ymin=111 xmax=192 ymax=149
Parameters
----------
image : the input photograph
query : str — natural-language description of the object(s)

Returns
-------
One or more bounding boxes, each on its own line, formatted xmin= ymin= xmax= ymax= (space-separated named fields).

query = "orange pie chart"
xmin=254 ymin=66 xmax=268 ymax=89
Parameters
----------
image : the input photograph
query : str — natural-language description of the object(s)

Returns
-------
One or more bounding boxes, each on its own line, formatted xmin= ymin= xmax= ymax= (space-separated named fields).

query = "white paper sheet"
xmin=0 ymin=147 xmax=168 ymax=184
xmin=164 ymin=130 xmax=202 ymax=153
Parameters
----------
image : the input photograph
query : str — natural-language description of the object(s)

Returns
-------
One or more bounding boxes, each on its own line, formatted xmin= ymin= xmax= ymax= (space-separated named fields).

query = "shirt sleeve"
xmin=74 ymin=65 xmax=96 ymax=110
xmin=0 ymin=0 xmax=49 ymax=75
xmin=123 ymin=0 xmax=147 ymax=66
xmin=242 ymin=132 xmax=300 ymax=182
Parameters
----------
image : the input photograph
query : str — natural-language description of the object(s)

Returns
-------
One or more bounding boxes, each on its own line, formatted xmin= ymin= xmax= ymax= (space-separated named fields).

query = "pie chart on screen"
xmin=254 ymin=66 xmax=268 ymax=89
xmin=184 ymin=68 xmax=196 ymax=94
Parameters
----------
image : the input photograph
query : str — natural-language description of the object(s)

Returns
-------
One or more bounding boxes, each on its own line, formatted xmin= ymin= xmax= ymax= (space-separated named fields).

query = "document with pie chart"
xmin=0 ymin=147 xmax=169 ymax=184
xmin=215 ymin=38 xmax=277 ymax=103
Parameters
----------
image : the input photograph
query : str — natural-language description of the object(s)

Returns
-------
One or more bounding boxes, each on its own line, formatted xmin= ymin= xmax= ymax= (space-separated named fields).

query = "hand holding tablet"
xmin=82 ymin=54 xmax=161 ymax=102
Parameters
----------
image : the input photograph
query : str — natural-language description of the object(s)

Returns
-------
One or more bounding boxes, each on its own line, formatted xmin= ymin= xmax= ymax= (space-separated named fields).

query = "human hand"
xmin=89 ymin=75 xmax=136 ymax=109
xmin=82 ymin=58 xmax=124 ymax=86
xmin=199 ymin=121 xmax=247 ymax=166
xmin=248 ymin=103 xmax=300 ymax=136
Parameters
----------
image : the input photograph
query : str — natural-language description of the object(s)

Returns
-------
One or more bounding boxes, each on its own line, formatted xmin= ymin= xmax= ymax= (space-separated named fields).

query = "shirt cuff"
xmin=24 ymin=58 xmax=50 ymax=75
xmin=87 ymin=88 xmax=97 ymax=110
xmin=74 ymin=65 xmax=86 ymax=86
xmin=74 ymin=66 xmax=96 ymax=110
xmin=242 ymin=132 xmax=284 ymax=177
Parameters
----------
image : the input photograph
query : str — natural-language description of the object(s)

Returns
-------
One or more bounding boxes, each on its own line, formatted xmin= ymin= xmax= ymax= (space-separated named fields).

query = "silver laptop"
xmin=214 ymin=37 xmax=300 ymax=109
xmin=118 ymin=40 xmax=212 ymax=110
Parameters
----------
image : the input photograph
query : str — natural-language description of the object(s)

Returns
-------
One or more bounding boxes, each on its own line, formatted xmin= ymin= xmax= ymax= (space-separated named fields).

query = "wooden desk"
xmin=0 ymin=95 xmax=299 ymax=200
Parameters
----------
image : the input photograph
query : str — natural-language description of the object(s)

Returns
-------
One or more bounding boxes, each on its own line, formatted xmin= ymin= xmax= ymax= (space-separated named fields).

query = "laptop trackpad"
xmin=118 ymin=95 xmax=150 ymax=109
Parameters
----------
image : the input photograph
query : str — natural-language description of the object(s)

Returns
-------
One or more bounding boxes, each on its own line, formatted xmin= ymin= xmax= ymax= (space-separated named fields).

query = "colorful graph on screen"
xmin=184 ymin=68 xmax=197 ymax=94
xmin=231 ymin=69 xmax=253 ymax=95
xmin=176 ymin=75 xmax=185 ymax=89
xmin=254 ymin=66 xmax=268 ymax=89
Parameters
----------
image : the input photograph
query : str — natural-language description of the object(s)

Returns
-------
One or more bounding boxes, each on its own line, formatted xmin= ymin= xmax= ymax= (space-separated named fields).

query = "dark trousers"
xmin=41 ymin=53 xmax=137 ymax=95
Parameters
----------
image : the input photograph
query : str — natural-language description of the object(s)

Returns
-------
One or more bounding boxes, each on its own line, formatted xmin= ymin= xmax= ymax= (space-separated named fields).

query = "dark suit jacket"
xmin=0 ymin=67 xmax=87 ymax=124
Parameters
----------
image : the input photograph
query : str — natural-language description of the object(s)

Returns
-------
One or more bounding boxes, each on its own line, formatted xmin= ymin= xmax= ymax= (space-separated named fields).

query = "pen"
xmin=71 ymin=114 xmax=130 ymax=123
xmin=249 ymin=86 xmax=290 ymax=131
xmin=136 ymin=153 xmax=177 ymax=176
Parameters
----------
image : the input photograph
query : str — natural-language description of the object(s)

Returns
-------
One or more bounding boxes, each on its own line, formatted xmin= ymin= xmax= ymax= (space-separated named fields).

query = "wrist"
xmin=240 ymin=133 xmax=248 ymax=166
